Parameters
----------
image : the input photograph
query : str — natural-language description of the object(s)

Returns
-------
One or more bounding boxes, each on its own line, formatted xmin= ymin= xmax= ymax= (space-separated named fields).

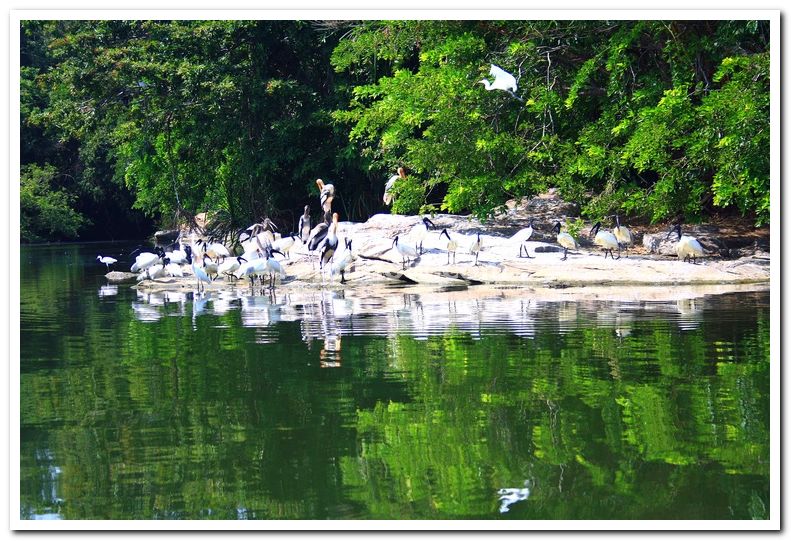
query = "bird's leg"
xmin=447 ymin=252 xmax=450 ymax=265
xmin=340 ymin=271 xmax=346 ymax=284
xmin=474 ymin=253 xmax=479 ymax=266
xmin=561 ymin=248 xmax=568 ymax=261
xmin=616 ymin=246 xmax=621 ymax=260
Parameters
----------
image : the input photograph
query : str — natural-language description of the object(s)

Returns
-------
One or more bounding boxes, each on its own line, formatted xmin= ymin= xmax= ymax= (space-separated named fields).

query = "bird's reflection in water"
xmin=497 ymin=481 xmax=531 ymax=513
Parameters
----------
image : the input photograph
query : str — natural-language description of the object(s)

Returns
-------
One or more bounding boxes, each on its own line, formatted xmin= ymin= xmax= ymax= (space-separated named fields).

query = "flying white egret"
xmin=316 ymin=178 xmax=335 ymax=213
xmin=96 ymin=255 xmax=117 ymax=271
xmin=479 ymin=64 xmax=522 ymax=101
xmin=439 ymin=228 xmax=458 ymax=265
xmin=298 ymin=205 xmax=311 ymax=244
xmin=409 ymin=217 xmax=436 ymax=255
xmin=552 ymin=221 xmax=578 ymax=261
xmin=667 ymin=224 xmax=705 ymax=263
xmin=590 ymin=221 xmax=621 ymax=260
xmin=383 ymin=167 xmax=406 ymax=206
xmin=392 ymin=235 xmax=418 ymax=270
xmin=613 ymin=215 xmax=633 ymax=257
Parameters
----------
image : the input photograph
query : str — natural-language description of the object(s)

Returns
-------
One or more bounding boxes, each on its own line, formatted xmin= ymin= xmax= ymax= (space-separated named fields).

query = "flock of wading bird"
xmin=95 ymin=65 xmax=706 ymax=293
xmin=97 ymin=174 xmax=706 ymax=295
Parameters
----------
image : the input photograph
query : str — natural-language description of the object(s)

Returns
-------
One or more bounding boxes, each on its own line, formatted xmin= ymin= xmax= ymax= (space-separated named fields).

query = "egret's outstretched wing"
xmin=489 ymin=64 xmax=517 ymax=92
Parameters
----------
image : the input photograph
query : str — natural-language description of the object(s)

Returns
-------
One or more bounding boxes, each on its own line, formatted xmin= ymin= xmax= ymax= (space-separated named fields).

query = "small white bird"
xmin=439 ymin=228 xmax=458 ymax=265
xmin=204 ymin=240 xmax=230 ymax=262
xmin=298 ymin=205 xmax=311 ymax=244
xmin=383 ymin=167 xmax=406 ymax=206
xmin=552 ymin=221 xmax=578 ymax=261
xmin=263 ymin=248 xmax=286 ymax=290
xmin=96 ymin=255 xmax=117 ymax=271
xmin=479 ymin=64 xmax=522 ymax=101
xmin=509 ymin=218 xmax=535 ymax=258
xmin=613 ymin=215 xmax=633 ymax=257
xmin=392 ymin=235 xmax=418 ymax=270
xmin=165 ymin=261 xmax=184 ymax=277
xmin=410 ymin=216 xmax=436 ymax=255
xmin=590 ymin=221 xmax=621 ymax=260
xmin=202 ymin=254 xmax=219 ymax=281
xmin=468 ymin=232 xmax=482 ymax=266
xmin=667 ymin=224 xmax=705 ymax=263
xmin=316 ymin=178 xmax=336 ymax=213
xmin=165 ymin=246 xmax=189 ymax=265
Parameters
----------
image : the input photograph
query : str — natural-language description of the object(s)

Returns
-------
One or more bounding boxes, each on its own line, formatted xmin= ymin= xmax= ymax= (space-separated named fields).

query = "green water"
xmin=19 ymin=243 xmax=770 ymax=521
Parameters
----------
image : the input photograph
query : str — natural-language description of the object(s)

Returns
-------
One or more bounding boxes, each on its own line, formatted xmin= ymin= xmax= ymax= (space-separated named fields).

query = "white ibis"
xmin=439 ymin=228 xmax=458 ymax=265
xmin=667 ymin=224 xmax=705 ymax=263
xmin=590 ymin=221 xmax=620 ymax=260
xmin=552 ymin=222 xmax=578 ymax=261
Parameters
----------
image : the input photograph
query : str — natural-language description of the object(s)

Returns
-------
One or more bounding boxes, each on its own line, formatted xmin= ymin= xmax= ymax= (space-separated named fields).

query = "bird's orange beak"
xmin=316 ymin=178 xmax=324 ymax=190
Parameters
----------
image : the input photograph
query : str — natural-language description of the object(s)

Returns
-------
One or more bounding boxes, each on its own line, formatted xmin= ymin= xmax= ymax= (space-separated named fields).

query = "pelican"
xmin=96 ymin=255 xmax=117 ymax=271
xmin=509 ymin=218 xmax=535 ymax=258
xmin=439 ymin=228 xmax=458 ymax=265
xmin=298 ymin=205 xmax=311 ymax=243
xmin=468 ymin=232 xmax=482 ymax=266
xmin=552 ymin=222 xmax=578 ymax=261
xmin=316 ymin=178 xmax=335 ymax=213
xmin=590 ymin=221 xmax=620 ymax=260
xmin=392 ymin=235 xmax=418 ymax=270
xmin=383 ymin=167 xmax=406 ymax=206
xmin=613 ymin=215 xmax=633 ymax=256
xmin=319 ymin=213 xmax=340 ymax=271
xmin=667 ymin=224 xmax=705 ymax=263
xmin=479 ymin=64 xmax=522 ymax=101
xmin=410 ymin=216 xmax=435 ymax=255
xmin=331 ymin=238 xmax=355 ymax=284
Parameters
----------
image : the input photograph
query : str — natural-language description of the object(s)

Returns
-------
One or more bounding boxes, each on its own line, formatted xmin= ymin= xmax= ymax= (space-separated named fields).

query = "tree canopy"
xmin=19 ymin=19 xmax=771 ymax=242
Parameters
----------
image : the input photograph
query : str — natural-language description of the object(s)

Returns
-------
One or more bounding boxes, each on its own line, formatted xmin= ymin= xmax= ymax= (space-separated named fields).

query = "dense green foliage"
xmin=20 ymin=19 xmax=771 ymax=242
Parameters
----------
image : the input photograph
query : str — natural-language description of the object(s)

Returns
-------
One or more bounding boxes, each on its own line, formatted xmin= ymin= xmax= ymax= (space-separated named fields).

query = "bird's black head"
xmin=345 ymin=238 xmax=352 ymax=251
xmin=423 ymin=217 xmax=435 ymax=229
xmin=552 ymin=222 xmax=561 ymax=234
xmin=666 ymin=224 xmax=682 ymax=240
xmin=270 ymin=248 xmax=285 ymax=258
xmin=440 ymin=229 xmax=450 ymax=240
xmin=237 ymin=256 xmax=247 ymax=264
xmin=590 ymin=222 xmax=601 ymax=237
xmin=163 ymin=257 xmax=171 ymax=265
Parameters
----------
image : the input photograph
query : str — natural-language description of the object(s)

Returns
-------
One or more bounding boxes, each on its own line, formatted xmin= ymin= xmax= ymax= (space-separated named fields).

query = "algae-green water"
xmin=19 ymin=243 xmax=770 ymax=520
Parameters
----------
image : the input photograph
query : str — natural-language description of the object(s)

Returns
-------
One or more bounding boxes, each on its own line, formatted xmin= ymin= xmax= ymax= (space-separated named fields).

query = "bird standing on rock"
xmin=552 ymin=222 xmax=578 ymax=261
xmin=331 ymin=238 xmax=355 ymax=284
xmin=410 ymin=216 xmax=436 ymax=255
xmin=613 ymin=215 xmax=633 ymax=257
xmin=468 ymin=233 xmax=482 ymax=266
xmin=439 ymin=229 xmax=458 ymax=265
xmin=97 ymin=255 xmax=117 ymax=271
xmin=590 ymin=221 xmax=620 ymax=260
xmin=392 ymin=235 xmax=418 ymax=270
xmin=319 ymin=213 xmax=340 ymax=272
xmin=316 ymin=178 xmax=335 ymax=213
xmin=298 ymin=205 xmax=311 ymax=244
xmin=667 ymin=224 xmax=705 ymax=264
xmin=509 ymin=218 xmax=535 ymax=258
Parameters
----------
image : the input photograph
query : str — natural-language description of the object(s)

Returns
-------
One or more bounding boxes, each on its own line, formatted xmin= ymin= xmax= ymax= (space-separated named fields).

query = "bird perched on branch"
xmin=316 ymin=178 xmax=335 ymax=213
xmin=383 ymin=167 xmax=406 ymax=206
xmin=479 ymin=64 xmax=523 ymax=102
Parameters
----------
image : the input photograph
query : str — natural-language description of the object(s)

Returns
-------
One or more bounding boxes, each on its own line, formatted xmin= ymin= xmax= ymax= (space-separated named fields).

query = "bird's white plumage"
xmin=97 ymin=255 xmax=117 ymax=270
xmin=130 ymin=252 xmax=161 ymax=273
xmin=383 ymin=167 xmax=406 ymax=206
xmin=480 ymin=64 xmax=517 ymax=93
